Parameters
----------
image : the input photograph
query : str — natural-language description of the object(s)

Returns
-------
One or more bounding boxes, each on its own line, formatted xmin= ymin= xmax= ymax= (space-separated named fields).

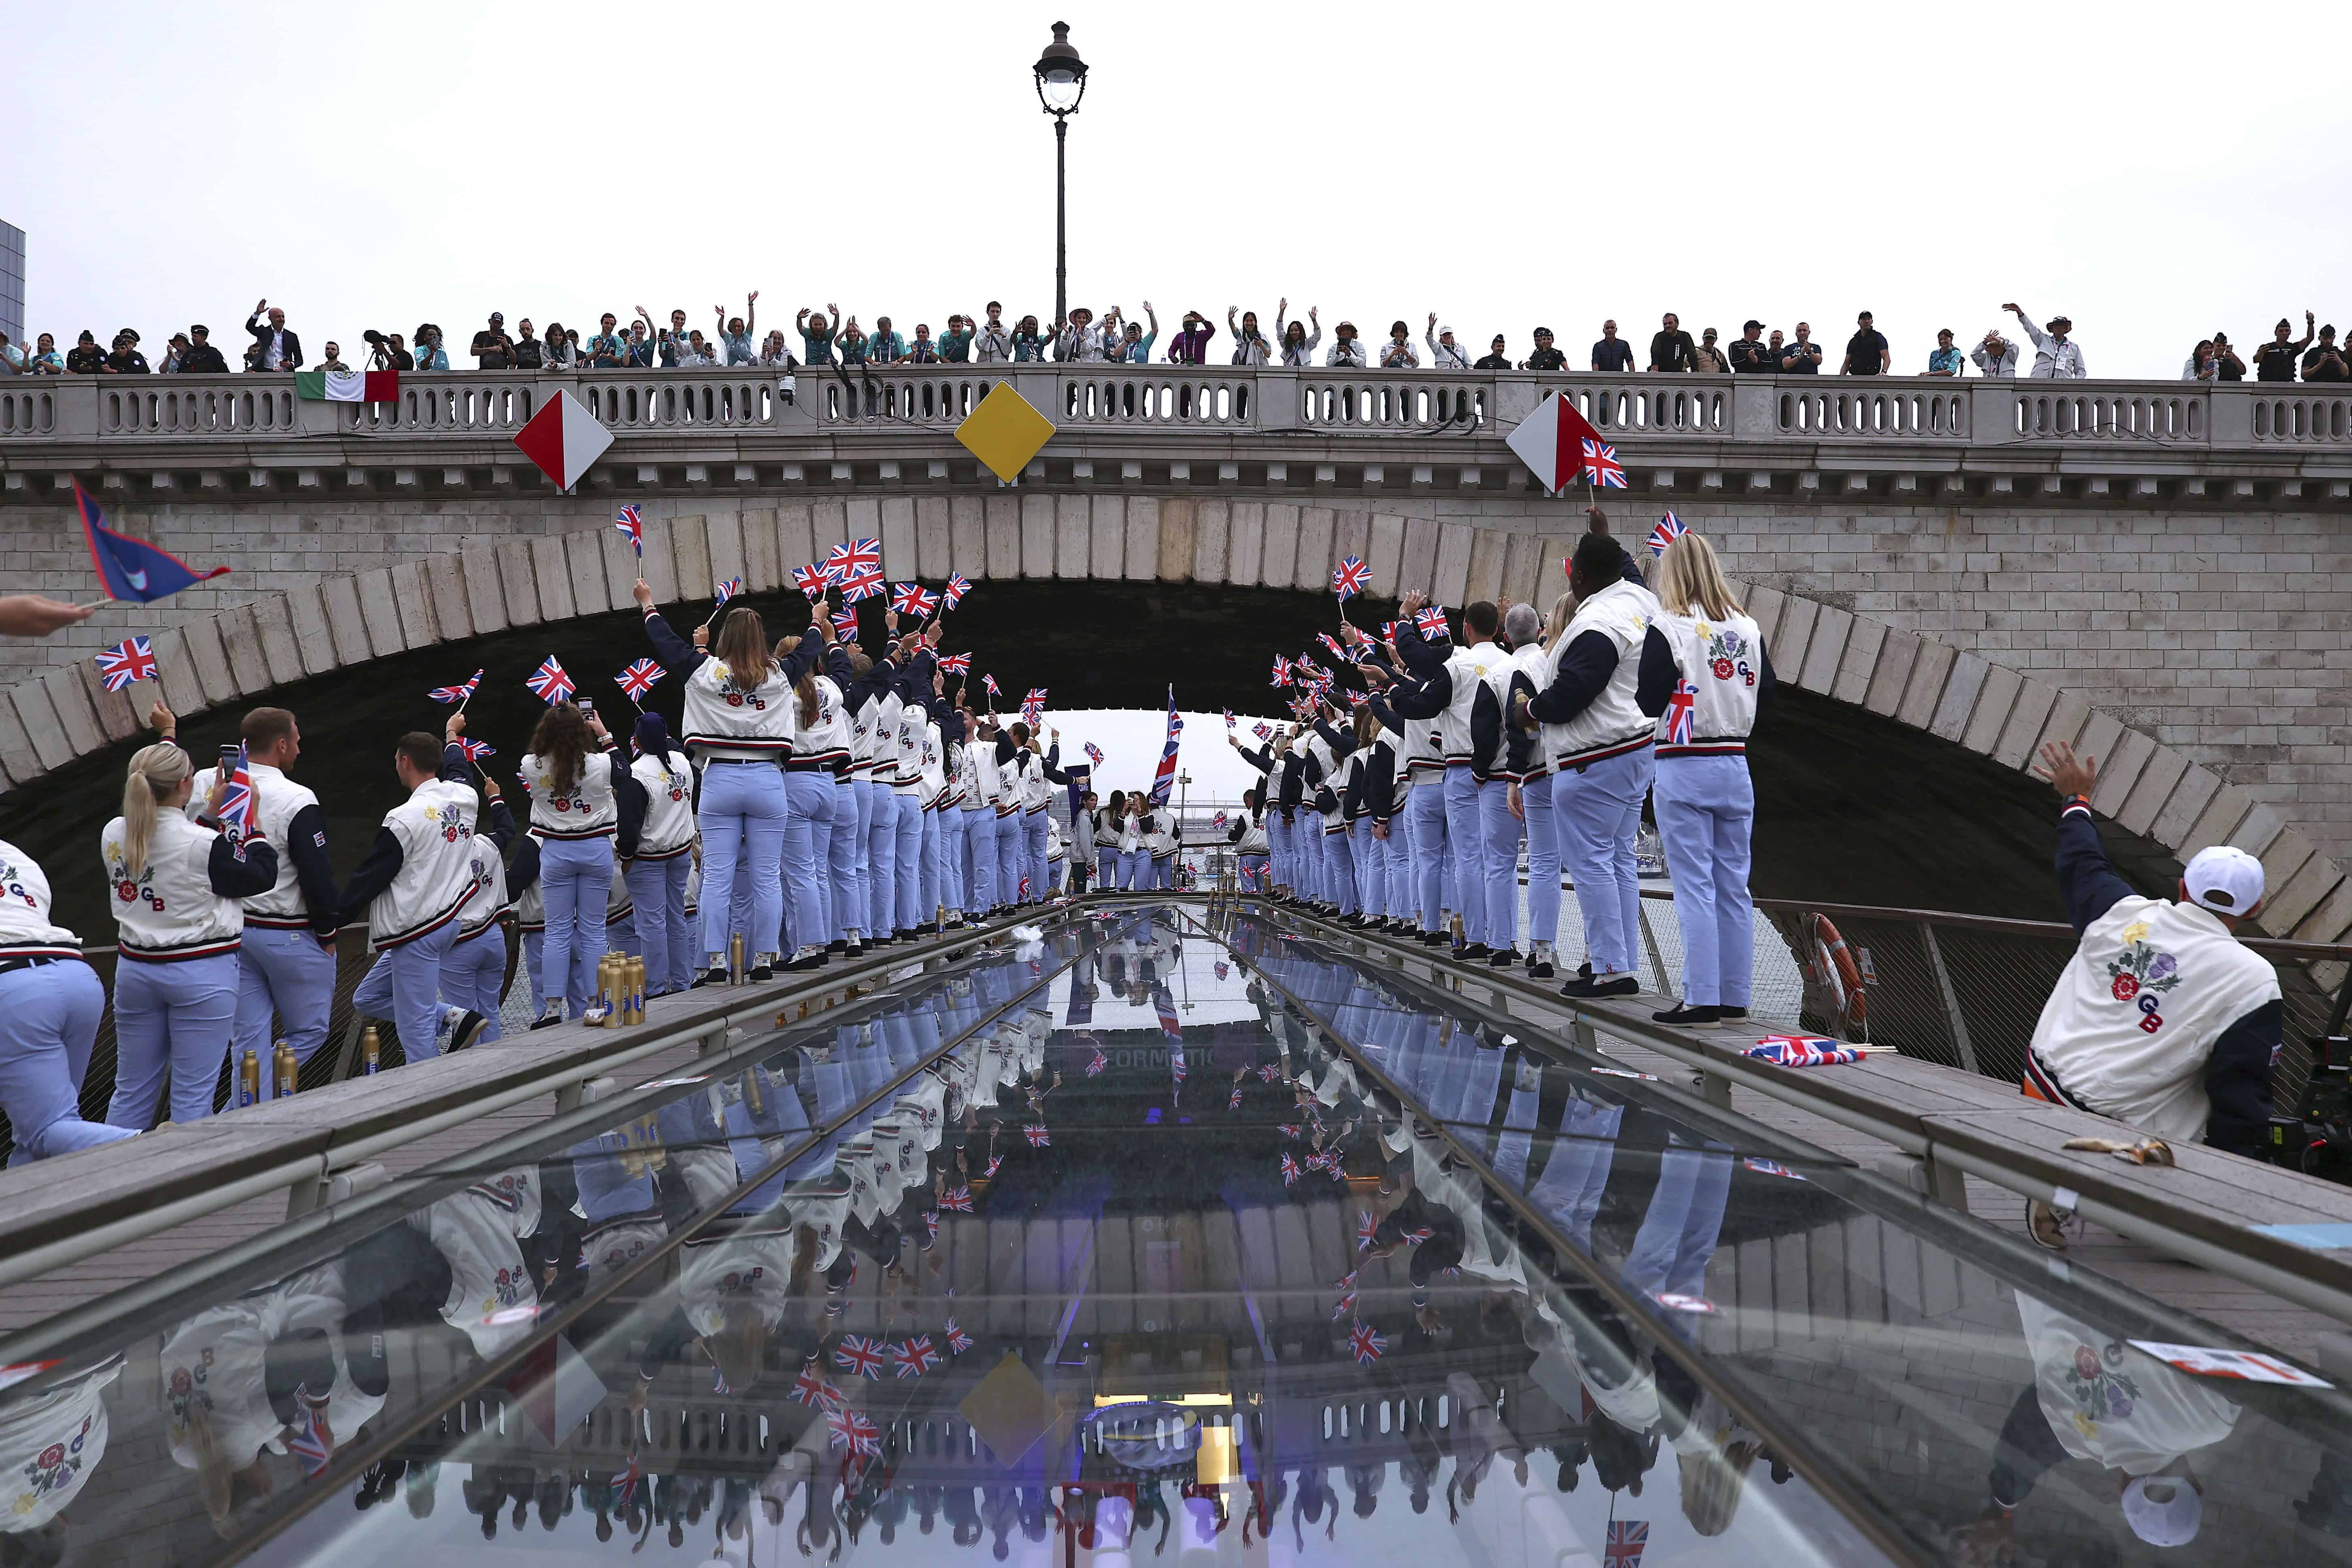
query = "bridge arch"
xmin=0 ymin=492 xmax=2337 ymax=943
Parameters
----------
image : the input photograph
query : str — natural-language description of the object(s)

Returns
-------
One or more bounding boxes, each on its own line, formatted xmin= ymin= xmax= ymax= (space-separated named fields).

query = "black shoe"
xmin=750 ymin=961 xmax=775 ymax=982
xmin=1653 ymin=1003 xmax=1721 ymax=1028
xmin=691 ymin=967 xmax=727 ymax=989
xmin=1487 ymin=948 xmax=1518 ymax=967
xmin=1417 ymin=930 xmax=1448 ymax=946
xmin=1718 ymin=1005 xmax=1749 ymax=1020
xmin=1529 ymin=960 xmax=1555 ymax=979
xmin=529 ymin=1013 xmax=565 ymax=1031
xmin=446 ymin=1010 xmax=489 ymax=1052
xmin=843 ymin=941 xmax=865 ymax=959
xmin=896 ymin=928 xmax=918 ymax=943
xmin=1561 ymin=975 xmax=1639 ymax=999
xmin=827 ymin=938 xmax=848 ymax=954
xmin=917 ymin=922 xmax=938 ymax=935
xmin=1460 ymin=941 xmax=1492 ymax=961
xmin=1577 ymin=960 xmax=1593 ymax=980
xmin=786 ymin=952 xmax=825 ymax=972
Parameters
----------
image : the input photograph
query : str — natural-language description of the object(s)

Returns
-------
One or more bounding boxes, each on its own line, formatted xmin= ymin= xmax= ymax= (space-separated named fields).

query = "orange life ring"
xmin=1811 ymin=913 xmax=1867 ymax=1027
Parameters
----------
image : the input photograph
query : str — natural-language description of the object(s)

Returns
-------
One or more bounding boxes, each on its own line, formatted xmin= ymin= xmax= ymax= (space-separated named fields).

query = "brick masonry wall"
xmin=4 ymin=490 xmax=2345 ymax=942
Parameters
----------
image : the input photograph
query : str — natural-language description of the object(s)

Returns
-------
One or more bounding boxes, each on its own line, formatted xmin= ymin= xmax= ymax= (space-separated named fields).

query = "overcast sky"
xmin=6 ymin=1 xmax=2350 ymax=380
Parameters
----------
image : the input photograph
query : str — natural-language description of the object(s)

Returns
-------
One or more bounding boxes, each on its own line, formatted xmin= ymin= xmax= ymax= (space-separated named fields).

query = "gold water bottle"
xmin=626 ymin=957 xmax=646 ymax=1023
xmin=273 ymin=1039 xmax=297 ymax=1098
xmin=728 ymin=933 xmax=746 ymax=986
xmin=238 ymin=1047 xmax=261 ymax=1107
xmin=596 ymin=956 xmax=618 ymax=1026
xmin=362 ymin=1025 xmax=380 ymax=1075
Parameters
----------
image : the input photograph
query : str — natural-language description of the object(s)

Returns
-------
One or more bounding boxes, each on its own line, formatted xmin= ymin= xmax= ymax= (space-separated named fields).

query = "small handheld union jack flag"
xmin=824 ymin=537 xmax=882 ymax=580
xmin=792 ymin=1359 xmax=843 ymax=1410
xmin=1212 ymin=811 xmax=1228 ymax=829
xmin=826 ymin=1407 xmax=882 ymax=1455
xmin=1278 ymin=1122 xmax=1301 ymax=1140
xmin=833 ymin=1335 xmax=888 ymax=1379
xmin=1581 ymin=438 xmax=1627 ymax=489
xmin=943 ymin=572 xmax=972 ymax=608
xmin=285 ymin=1396 xmax=333 ymax=1476
xmin=889 ymin=581 xmax=928 ymax=617
xmin=839 ymin=567 xmax=886 ymax=603
xmin=893 ymin=1336 xmax=940 ymax=1378
xmin=1253 ymin=722 xmax=1272 ymax=742
xmin=1024 ymin=1124 xmax=1051 ymax=1147
xmin=1332 ymin=555 xmax=1370 ymax=600
xmin=1743 ymin=1035 xmax=1865 ymax=1068
xmin=457 ymin=737 xmax=496 ymax=761
xmin=1086 ymin=1047 xmax=1107 ymax=1076
xmin=1648 ymin=511 xmax=1689 ymax=557
xmin=938 ymin=652 xmax=972 ymax=676
xmin=1271 ymin=655 xmax=1292 ymax=687
xmin=1348 ymin=1322 xmax=1387 ymax=1364
xmin=216 ymin=744 xmax=260 ymax=849
xmin=1331 ymin=1288 xmax=1358 ymax=1320
xmin=1222 ymin=708 xmax=1235 ymax=729
xmin=94 ymin=635 xmax=158 ymax=693
xmin=1357 ymin=1212 xmax=1379 ymax=1250
xmin=938 ymin=1186 xmax=974 ymax=1213
xmin=1083 ymin=742 xmax=1104 ymax=766
xmin=791 ymin=563 xmax=829 ymax=599
xmin=982 ymin=674 xmax=1002 ymax=698
xmin=614 ymin=1450 xmax=646 ymax=1514
xmin=1316 ymin=632 xmax=1349 ymax=663
xmin=428 ymin=668 xmax=484 ymax=704
xmin=945 ymin=1317 xmax=973 ymax=1354
xmin=1415 ymin=605 xmax=1449 ymax=637
xmin=1281 ymin=1154 xmax=1300 ymax=1186
xmin=613 ymin=505 xmax=643 ymax=557
xmin=831 ymin=607 xmax=859 ymax=640
xmin=714 ymin=575 xmax=743 ymax=608
xmin=525 ymin=656 xmax=575 ymax=705
xmin=616 ymin=659 xmax=663 ymax=702
xmin=1604 ymin=1519 xmax=1649 ymax=1568
xmin=1228 ymin=1084 xmax=1243 ymax=1110
xmin=1664 ymin=679 xmax=1698 ymax=746
xmin=1023 ymin=687 xmax=1047 ymax=714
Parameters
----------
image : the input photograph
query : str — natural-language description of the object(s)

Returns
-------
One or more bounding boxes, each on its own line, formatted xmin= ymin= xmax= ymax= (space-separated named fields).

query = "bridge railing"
xmin=10 ymin=367 xmax=2352 ymax=452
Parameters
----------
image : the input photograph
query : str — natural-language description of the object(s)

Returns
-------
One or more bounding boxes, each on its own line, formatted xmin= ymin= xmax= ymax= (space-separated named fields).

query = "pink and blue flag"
xmin=94 ymin=635 xmax=158 ymax=693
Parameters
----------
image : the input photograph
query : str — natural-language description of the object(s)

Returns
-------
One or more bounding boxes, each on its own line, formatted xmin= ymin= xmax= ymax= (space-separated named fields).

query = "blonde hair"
xmin=1654 ymin=532 xmax=1742 ymax=619
xmin=120 ymin=742 xmax=191 ymax=881
xmin=1543 ymin=589 xmax=1575 ymax=652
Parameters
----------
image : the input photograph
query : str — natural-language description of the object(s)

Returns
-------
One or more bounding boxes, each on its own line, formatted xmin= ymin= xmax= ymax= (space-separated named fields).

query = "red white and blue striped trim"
xmin=0 ymin=939 xmax=85 ymax=962
xmin=118 ymin=933 xmax=243 ymax=963
xmin=1657 ymin=740 xmax=1746 ymax=759
xmin=1550 ymin=731 xmax=1655 ymax=770
xmin=373 ymin=885 xmax=476 ymax=949
xmin=2059 ymin=794 xmax=2093 ymax=821
xmin=631 ymin=838 xmax=696 ymax=861
xmin=2021 ymin=1049 xmax=2093 ymax=1113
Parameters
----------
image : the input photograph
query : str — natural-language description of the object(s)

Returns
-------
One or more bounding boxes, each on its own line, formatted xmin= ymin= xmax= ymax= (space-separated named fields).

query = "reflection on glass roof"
xmin=6 ymin=904 xmax=2352 ymax=1566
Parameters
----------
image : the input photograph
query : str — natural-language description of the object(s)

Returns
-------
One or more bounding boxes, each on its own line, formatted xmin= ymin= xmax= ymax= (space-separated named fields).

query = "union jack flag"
xmin=1415 ymin=605 xmax=1449 ymax=637
xmin=833 ymin=1335 xmax=888 ymax=1378
xmin=1170 ymin=1047 xmax=1186 ymax=1084
xmin=1085 ymin=1047 xmax=1107 ymax=1077
xmin=982 ymin=674 xmax=1002 ymax=698
xmin=1664 ymin=679 xmax=1698 ymax=745
xmin=1743 ymin=1158 xmax=1808 ymax=1180
xmin=984 ymin=1153 xmax=1004 ymax=1177
xmin=1155 ymin=986 xmax=1182 ymax=1040
xmin=1228 ymin=1085 xmax=1243 ymax=1110
xmin=1222 ymin=708 xmax=1235 ymax=729
xmin=1348 ymin=1322 xmax=1387 ymax=1364
xmin=1023 ymin=687 xmax=1048 ymax=714
xmin=1212 ymin=812 xmax=1228 ymax=829
xmin=827 ymin=1407 xmax=882 ymax=1455
xmin=616 ymin=658 xmax=663 ymax=701
xmin=1604 ymin=1520 xmax=1649 ymax=1568
xmin=1024 ymin=1124 xmax=1051 ymax=1147
xmin=945 ymin=1317 xmax=972 ymax=1353
xmin=1403 ymin=1226 xmax=1432 ymax=1245
xmin=792 ymin=563 xmax=829 ymax=599
xmin=924 ymin=1211 xmax=940 ymax=1242
xmin=831 ymin=607 xmax=859 ymax=640
xmin=1150 ymin=686 xmax=1181 ymax=807
xmin=890 ymin=581 xmax=931 ymax=617
xmin=1258 ymin=1063 xmax=1277 ymax=1081
xmin=94 ymin=635 xmax=157 ymax=692
xmin=457 ymin=738 xmax=495 ymax=761
xmin=1253 ymin=723 xmax=1273 ymax=742
xmin=713 ymin=575 xmax=743 ymax=609
xmin=1281 ymin=1122 xmax=1302 ymax=1141
xmin=943 ymin=572 xmax=972 ymax=609
xmin=939 ymin=1186 xmax=974 ymax=1212
xmin=613 ymin=505 xmax=643 ymax=556
xmin=791 ymin=1359 xmax=841 ymax=1409
xmin=1332 ymin=555 xmax=1370 ymax=599
xmin=525 ymin=656 xmax=574 ymax=704
xmin=893 ymin=1336 xmax=941 ymax=1377
xmin=1281 ymin=1154 xmax=1300 ymax=1185
xmin=824 ymin=538 xmax=882 ymax=582
xmin=615 ymin=1451 xmax=646 ymax=1514
xmin=1317 ymin=632 xmax=1349 ymax=663
xmin=1581 ymin=438 xmax=1627 ymax=489
xmin=1743 ymin=1035 xmax=1865 ymax=1068
xmin=839 ymin=567 xmax=886 ymax=603
xmin=286 ymin=1396 xmax=332 ymax=1476
xmin=1346 ymin=691 xmax=1370 ymax=708
xmin=939 ymin=652 xmax=972 ymax=676
xmin=1083 ymin=742 xmax=1104 ymax=766
xmin=428 ymin=667 xmax=484 ymax=704
xmin=216 ymin=744 xmax=260 ymax=848
xmin=1647 ymin=511 xmax=1689 ymax=557
xmin=1271 ymin=656 xmax=1292 ymax=687
xmin=1357 ymin=1213 xmax=1379 ymax=1250
xmin=1331 ymin=1288 xmax=1357 ymax=1319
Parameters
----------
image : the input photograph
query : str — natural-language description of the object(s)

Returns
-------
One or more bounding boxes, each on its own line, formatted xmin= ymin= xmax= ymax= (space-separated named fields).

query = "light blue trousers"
xmin=235 ymin=925 xmax=337 ymax=1092
xmin=1652 ymin=755 xmax=1755 ymax=1006
xmin=351 ymin=918 xmax=459 ymax=1061
xmin=1479 ymin=778 xmax=1525 ymax=952
xmin=0 ymin=960 xmax=136 ymax=1161
xmin=1623 ymin=1138 xmax=1735 ymax=1301
xmin=856 ymin=777 xmax=895 ymax=941
xmin=1442 ymin=767 xmax=1489 ymax=946
xmin=624 ymin=853 xmax=694 ymax=993
xmin=781 ymin=770 xmax=837 ymax=954
xmin=1407 ymin=779 xmax=1451 ymax=933
xmin=965 ymin=809 xmax=999 ymax=913
xmin=702 ymin=763 xmax=786 ymax=961
xmin=1324 ymin=827 xmax=1357 ymax=915
xmin=441 ymin=923 xmax=508 ymax=1043
xmin=830 ymin=778 xmax=865 ymax=939
xmin=994 ymin=812 xmax=1023 ymax=904
xmin=1552 ymin=747 xmax=1654 ymax=977
xmin=1120 ymin=849 xmax=1149 ymax=889
xmin=1523 ymin=774 xmax=1560 ymax=948
xmin=539 ymin=834 xmax=616 ymax=1013
xmin=1022 ymin=810 xmax=1050 ymax=905
xmin=938 ymin=804 xmax=967 ymax=915
xmin=108 ymin=951 xmax=239 ymax=1128
xmin=892 ymin=793 xmax=924 ymax=932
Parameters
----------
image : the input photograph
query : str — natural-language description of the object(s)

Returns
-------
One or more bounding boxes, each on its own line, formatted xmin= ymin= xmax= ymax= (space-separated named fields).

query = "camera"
xmin=2266 ymin=1033 xmax=2352 ymax=1182
xmin=362 ymin=328 xmax=385 ymax=346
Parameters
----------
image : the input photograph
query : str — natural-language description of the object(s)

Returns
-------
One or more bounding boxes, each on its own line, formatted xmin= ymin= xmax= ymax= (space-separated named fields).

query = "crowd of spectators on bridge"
xmin=7 ymin=292 xmax=2352 ymax=385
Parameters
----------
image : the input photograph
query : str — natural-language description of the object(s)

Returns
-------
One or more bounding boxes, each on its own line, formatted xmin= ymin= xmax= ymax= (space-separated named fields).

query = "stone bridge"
xmin=2 ymin=365 xmax=2348 ymax=943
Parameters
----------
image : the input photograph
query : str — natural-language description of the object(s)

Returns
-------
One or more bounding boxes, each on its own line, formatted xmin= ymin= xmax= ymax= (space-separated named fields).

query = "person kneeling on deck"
xmin=2021 ymin=740 xmax=2280 ymax=1250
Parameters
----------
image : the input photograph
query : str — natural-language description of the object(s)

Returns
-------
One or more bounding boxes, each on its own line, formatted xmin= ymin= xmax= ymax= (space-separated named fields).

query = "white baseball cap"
xmin=2121 ymin=1475 xmax=2203 ymax=1546
xmin=2183 ymin=845 xmax=2265 ymax=916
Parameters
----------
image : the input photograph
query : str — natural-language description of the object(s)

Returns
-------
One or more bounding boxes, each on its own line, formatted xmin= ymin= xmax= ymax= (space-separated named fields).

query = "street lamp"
xmin=1032 ymin=21 xmax=1088 ymax=334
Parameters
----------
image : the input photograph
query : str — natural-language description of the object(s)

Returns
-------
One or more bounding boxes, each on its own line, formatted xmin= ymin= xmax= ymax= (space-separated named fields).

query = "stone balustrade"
xmin=3 ymin=368 xmax=2349 ymax=508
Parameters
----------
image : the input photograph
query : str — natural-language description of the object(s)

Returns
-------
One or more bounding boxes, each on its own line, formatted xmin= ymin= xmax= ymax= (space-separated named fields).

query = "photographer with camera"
xmin=471 ymin=313 xmax=515 ymax=370
xmin=362 ymin=329 xmax=413 ymax=372
xmin=2018 ymin=740 xmax=2281 ymax=1249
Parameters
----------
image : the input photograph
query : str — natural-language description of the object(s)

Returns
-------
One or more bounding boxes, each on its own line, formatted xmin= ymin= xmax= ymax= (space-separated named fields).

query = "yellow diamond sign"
xmin=958 ymin=1351 xmax=1059 ymax=1463
xmin=956 ymin=382 xmax=1056 ymax=483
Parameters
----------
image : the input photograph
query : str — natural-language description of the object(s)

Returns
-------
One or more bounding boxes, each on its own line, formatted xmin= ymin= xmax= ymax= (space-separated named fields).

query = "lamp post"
xmin=1032 ymin=21 xmax=1088 ymax=336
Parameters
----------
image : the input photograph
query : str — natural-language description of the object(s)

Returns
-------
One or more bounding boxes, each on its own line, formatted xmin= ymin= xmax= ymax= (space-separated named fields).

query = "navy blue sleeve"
xmin=776 ymin=634 xmax=822 ymax=684
xmin=282 ymin=802 xmax=341 ymax=939
xmin=1529 ymin=631 xmax=1620 ymax=725
xmin=507 ymin=834 xmax=541 ymax=900
xmin=1236 ymin=743 xmax=1274 ymax=774
xmin=613 ymin=754 xmax=647 ymax=858
xmin=1470 ymin=682 xmax=1502 ymax=772
xmin=1621 ymin=555 xmax=1648 ymax=588
xmin=438 ymin=741 xmax=471 ymax=786
xmin=2055 ymin=804 xmax=2138 ymax=936
xmin=208 ymin=835 xmax=280 ymax=898
xmin=1504 ymin=672 xmax=1543 ymax=775
xmin=335 ymin=827 xmax=405 ymax=924
xmin=1635 ymin=625 xmax=1678 ymax=716
xmin=1397 ymin=626 xmax=1449 ymax=677
xmin=1364 ymin=745 xmax=1398 ymax=822
xmin=1313 ymin=720 xmax=1357 ymax=759
xmin=2204 ymin=999 xmax=2281 ymax=1159
xmin=824 ymin=642 xmax=856 ymax=686
xmin=842 ymin=658 xmax=895 ymax=714
xmin=481 ymin=797 xmax=518 ymax=854
xmin=642 ymin=611 xmax=710 ymax=679
xmin=1756 ymin=641 xmax=1777 ymax=718
xmin=1380 ymin=666 xmax=1452 ymax=722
